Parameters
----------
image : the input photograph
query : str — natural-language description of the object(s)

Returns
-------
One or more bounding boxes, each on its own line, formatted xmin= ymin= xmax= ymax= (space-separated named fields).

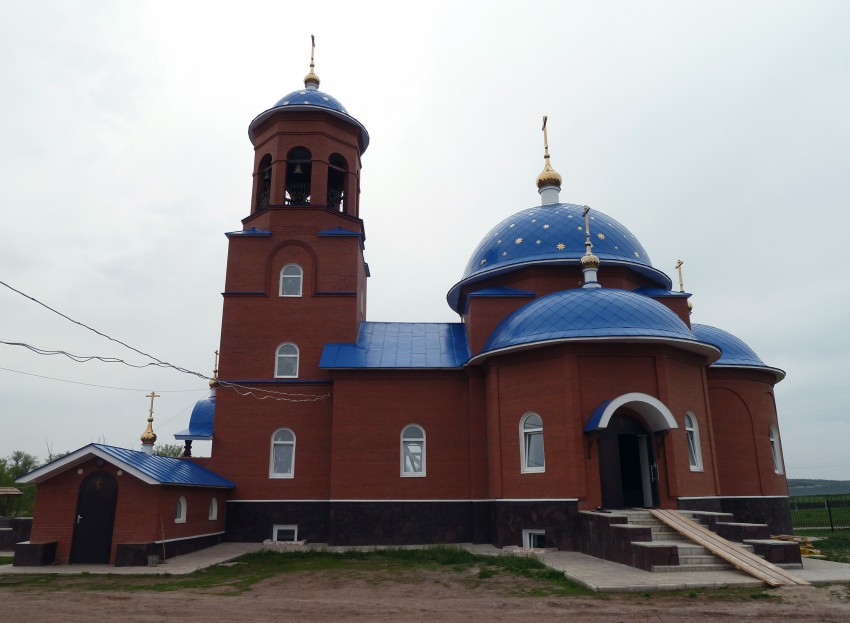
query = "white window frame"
xmin=522 ymin=529 xmax=546 ymax=549
xmin=520 ymin=412 xmax=545 ymax=473
xmin=275 ymin=342 xmax=299 ymax=378
xmin=273 ymin=524 xmax=298 ymax=542
xmin=270 ymin=428 xmax=296 ymax=478
xmin=208 ymin=497 xmax=218 ymax=520
xmin=400 ymin=424 xmax=426 ymax=477
xmin=769 ymin=426 xmax=784 ymax=474
xmin=175 ymin=496 xmax=187 ymax=524
xmin=684 ymin=412 xmax=703 ymax=472
xmin=279 ymin=264 xmax=303 ymax=297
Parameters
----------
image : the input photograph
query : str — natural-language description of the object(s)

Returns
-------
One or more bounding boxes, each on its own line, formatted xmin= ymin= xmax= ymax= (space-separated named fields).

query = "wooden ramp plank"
xmin=650 ymin=509 xmax=809 ymax=587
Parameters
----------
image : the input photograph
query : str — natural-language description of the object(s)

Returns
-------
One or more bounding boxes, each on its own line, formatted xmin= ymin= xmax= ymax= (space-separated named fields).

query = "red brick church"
xmin=17 ymin=52 xmax=790 ymax=565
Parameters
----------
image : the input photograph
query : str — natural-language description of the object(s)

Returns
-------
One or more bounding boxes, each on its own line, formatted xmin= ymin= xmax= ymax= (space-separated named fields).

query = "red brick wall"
xmin=29 ymin=458 xmax=227 ymax=564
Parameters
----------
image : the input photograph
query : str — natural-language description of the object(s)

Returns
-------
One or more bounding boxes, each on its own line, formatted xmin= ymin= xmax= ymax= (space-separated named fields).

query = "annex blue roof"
xmin=320 ymin=322 xmax=471 ymax=369
xmin=175 ymin=393 xmax=215 ymax=440
xmin=17 ymin=443 xmax=234 ymax=488
xmin=691 ymin=323 xmax=785 ymax=380
xmin=447 ymin=203 xmax=672 ymax=312
xmin=476 ymin=288 xmax=719 ymax=361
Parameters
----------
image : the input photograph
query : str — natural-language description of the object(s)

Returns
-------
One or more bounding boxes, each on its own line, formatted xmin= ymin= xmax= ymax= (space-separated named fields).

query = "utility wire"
xmin=0 ymin=365 xmax=206 ymax=392
xmin=1 ymin=279 xmax=328 ymax=403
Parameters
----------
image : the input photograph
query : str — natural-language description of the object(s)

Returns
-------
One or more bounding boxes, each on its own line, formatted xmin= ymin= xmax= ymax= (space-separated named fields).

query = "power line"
xmin=0 ymin=365 xmax=206 ymax=392
xmin=0 ymin=339 xmax=174 ymax=369
xmin=1 ymin=279 xmax=328 ymax=403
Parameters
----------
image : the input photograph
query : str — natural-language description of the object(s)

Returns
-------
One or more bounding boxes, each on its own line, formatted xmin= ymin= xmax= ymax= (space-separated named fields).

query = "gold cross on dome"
xmin=146 ymin=391 xmax=160 ymax=419
xmin=675 ymin=259 xmax=685 ymax=293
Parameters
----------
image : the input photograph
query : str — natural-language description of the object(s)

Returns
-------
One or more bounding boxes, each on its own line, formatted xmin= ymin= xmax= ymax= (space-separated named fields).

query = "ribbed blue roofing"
xmin=17 ymin=443 xmax=234 ymax=488
xmin=175 ymin=393 xmax=215 ymax=440
xmin=93 ymin=444 xmax=234 ymax=487
xmin=481 ymin=288 xmax=712 ymax=357
xmin=448 ymin=203 xmax=672 ymax=311
xmin=274 ymin=88 xmax=349 ymax=113
xmin=320 ymin=322 xmax=471 ymax=369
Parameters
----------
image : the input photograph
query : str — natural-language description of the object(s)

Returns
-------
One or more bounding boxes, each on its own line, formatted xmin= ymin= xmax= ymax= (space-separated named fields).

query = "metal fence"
xmin=791 ymin=496 xmax=850 ymax=531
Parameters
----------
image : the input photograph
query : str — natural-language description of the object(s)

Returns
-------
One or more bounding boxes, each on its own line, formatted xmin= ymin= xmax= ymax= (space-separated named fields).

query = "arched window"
xmin=520 ymin=413 xmax=545 ymax=473
xmin=285 ymin=147 xmax=311 ymax=205
xmin=270 ymin=428 xmax=296 ymax=477
xmin=175 ymin=496 xmax=187 ymax=523
xmin=208 ymin=497 xmax=218 ymax=520
xmin=401 ymin=425 xmax=426 ymax=477
xmin=684 ymin=413 xmax=703 ymax=471
xmin=256 ymin=153 xmax=272 ymax=212
xmin=279 ymin=264 xmax=303 ymax=297
xmin=327 ymin=153 xmax=347 ymax=212
xmin=769 ymin=426 xmax=784 ymax=474
xmin=275 ymin=343 xmax=299 ymax=378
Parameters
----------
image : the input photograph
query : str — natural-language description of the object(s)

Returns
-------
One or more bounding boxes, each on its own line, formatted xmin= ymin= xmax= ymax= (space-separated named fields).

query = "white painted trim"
xmin=676 ymin=495 xmax=789 ymax=500
xmin=228 ymin=498 xmax=581 ymax=503
xmin=16 ymin=445 xmax=160 ymax=485
xmin=154 ymin=530 xmax=225 ymax=545
xmin=592 ymin=392 xmax=678 ymax=431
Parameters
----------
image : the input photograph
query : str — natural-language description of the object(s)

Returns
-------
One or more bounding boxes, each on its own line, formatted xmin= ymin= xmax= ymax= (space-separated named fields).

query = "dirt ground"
xmin=4 ymin=567 xmax=850 ymax=623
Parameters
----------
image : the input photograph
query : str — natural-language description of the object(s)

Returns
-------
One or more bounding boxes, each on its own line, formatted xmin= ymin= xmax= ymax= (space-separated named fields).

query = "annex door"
xmin=70 ymin=471 xmax=118 ymax=564
xmin=598 ymin=413 xmax=659 ymax=509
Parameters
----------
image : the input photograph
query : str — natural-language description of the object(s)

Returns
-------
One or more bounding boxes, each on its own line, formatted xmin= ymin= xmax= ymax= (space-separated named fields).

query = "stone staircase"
xmin=576 ymin=508 xmax=803 ymax=573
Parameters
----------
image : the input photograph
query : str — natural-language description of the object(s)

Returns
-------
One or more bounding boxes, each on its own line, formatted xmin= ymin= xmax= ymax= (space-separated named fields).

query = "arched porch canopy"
xmin=584 ymin=392 xmax=678 ymax=433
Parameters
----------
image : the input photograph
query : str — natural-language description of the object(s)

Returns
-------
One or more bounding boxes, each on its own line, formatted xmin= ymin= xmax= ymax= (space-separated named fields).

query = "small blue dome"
xmin=480 ymin=288 xmax=715 ymax=358
xmin=273 ymin=88 xmax=349 ymax=114
xmin=690 ymin=324 xmax=784 ymax=382
xmin=448 ymin=203 xmax=671 ymax=311
xmin=174 ymin=393 xmax=215 ymax=440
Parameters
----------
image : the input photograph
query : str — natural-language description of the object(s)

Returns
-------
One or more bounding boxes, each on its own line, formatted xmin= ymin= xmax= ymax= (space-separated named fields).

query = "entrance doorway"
xmin=598 ymin=413 xmax=659 ymax=509
xmin=70 ymin=471 xmax=118 ymax=564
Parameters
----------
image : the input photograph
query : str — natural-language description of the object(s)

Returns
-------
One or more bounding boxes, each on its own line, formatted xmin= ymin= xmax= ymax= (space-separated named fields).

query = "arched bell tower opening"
xmin=327 ymin=153 xmax=347 ymax=212
xmin=255 ymin=153 xmax=272 ymax=213
xmin=285 ymin=147 xmax=312 ymax=205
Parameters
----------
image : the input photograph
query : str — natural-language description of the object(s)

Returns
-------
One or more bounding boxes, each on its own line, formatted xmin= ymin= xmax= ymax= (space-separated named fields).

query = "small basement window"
xmin=522 ymin=529 xmax=546 ymax=549
xmin=273 ymin=524 xmax=298 ymax=542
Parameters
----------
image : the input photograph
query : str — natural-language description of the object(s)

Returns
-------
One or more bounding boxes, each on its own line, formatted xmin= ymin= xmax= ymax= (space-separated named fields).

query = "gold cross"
xmin=146 ymin=391 xmax=160 ymax=419
xmin=675 ymin=259 xmax=685 ymax=293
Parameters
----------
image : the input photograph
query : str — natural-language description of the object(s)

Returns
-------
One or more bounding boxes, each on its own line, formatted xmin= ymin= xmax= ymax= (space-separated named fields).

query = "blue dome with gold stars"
xmin=447 ymin=203 xmax=672 ymax=311
xmin=473 ymin=288 xmax=719 ymax=361
xmin=274 ymin=88 xmax=349 ymax=114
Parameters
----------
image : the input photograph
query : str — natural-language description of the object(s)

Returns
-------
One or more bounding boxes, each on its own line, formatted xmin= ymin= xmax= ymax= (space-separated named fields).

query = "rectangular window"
xmin=273 ymin=524 xmax=298 ymax=542
xmin=522 ymin=529 xmax=546 ymax=549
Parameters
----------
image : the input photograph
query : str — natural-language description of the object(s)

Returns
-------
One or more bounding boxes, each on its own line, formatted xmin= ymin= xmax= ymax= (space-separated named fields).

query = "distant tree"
xmin=154 ymin=443 xmax=184 ymax=458
xmin=0 ymin=451 xmax=39 ymax=517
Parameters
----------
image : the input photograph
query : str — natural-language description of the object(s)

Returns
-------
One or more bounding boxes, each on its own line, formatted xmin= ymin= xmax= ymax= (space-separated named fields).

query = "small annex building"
xmin=17 ymin=51 xmax=791 ymax=565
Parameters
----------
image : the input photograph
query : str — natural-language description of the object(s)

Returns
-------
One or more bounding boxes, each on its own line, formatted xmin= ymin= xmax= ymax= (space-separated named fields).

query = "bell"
xmin=292 ymin=164 xmax=303 ymax=176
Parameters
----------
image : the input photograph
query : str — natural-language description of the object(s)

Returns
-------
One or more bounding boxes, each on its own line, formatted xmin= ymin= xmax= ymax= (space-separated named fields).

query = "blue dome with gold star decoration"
xmin=471 ymin=288 xmax=719 ymax=362
xmin=447 ymin=203 xmax=672 ymax=312
xmin=274 ymin=88 xmax=349 ymax=114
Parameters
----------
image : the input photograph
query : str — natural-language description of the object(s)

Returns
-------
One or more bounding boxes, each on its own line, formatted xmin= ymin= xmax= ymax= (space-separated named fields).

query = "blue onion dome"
xmin=447 ymin=203 xmax=671 ymax=312
xmin=473 ymin=288 xmax=719 ymax=362
xmin=691 ymin=324 xmax=785 ymax=381
xmin=248 ymin=87 xmax=369 ymax=152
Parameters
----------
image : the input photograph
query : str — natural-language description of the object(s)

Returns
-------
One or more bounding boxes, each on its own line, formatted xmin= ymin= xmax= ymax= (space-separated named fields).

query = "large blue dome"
xmin=476 ymin=288 xmax=718 ymax=360
xmin=691 ymin=324 xmax=785 ymax=380
xmin=448 ymin=203 xmax=671 ymax=311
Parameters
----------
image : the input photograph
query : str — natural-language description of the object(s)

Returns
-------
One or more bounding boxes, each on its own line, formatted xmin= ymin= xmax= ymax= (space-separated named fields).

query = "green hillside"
xmin=788 ymin=479 xmax=850 ymax=497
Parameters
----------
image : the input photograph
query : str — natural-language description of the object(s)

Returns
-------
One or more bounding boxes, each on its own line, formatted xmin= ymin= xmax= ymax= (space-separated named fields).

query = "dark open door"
xmin=599 ymin=413 xmax=659 ymax=509
xmin=70 ymin=471 xmax=118 ymax=564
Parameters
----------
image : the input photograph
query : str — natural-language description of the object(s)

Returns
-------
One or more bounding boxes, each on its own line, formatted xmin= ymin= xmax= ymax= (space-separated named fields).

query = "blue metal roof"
xmin=17 ymin=443 xmax=234 ymax=488
xmin=320 ymin=322 xmax=471 ymax=369
xmin=691 ymin=324 xmax=784 ymax=381
xmin=226 ymin=227 xmax=272 ymax=238
xmin=447 ymin=203 xmax=672 ymax=312
xmin=93 ymin=444 xmax=234 ymax=487
xmin=467 ymin=286 xmax=535 ymax=298
xmin=274 ymin=88 xmax=349 ymax=114
xmin=480 ymin=288 xmax=716 ymax=358
xmin=175 ymin=393 xmax=215 ymax=440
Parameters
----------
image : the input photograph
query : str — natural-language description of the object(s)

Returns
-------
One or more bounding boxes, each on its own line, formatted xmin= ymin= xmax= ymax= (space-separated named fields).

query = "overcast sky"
xmin=2 ymin=1 xmax=849 ymax=480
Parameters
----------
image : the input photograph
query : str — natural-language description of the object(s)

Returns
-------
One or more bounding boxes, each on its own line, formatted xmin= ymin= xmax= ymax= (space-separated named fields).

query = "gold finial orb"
xmin=581 ymin=252 xmax=600 ymax=269
xmin=537 ymin=116 xmax=562 ymax=190
xmin=140 ymin=415 xmax=157 ymax=445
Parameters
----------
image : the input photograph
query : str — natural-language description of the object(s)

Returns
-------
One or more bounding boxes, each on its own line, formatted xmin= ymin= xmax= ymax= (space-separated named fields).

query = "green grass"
xmin=793 ymin=530 xmax=850 ymax=564
xmin=0 ymin=556 xmax=12 ymax=566
xmin=0 ymin=546 xmax=592 ymax=597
